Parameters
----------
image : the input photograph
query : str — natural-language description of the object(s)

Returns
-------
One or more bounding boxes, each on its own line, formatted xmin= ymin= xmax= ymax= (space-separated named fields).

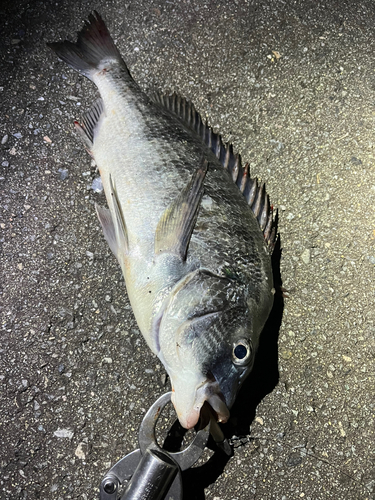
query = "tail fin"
xmin=47 ymin=11 xmax=124 ymax=80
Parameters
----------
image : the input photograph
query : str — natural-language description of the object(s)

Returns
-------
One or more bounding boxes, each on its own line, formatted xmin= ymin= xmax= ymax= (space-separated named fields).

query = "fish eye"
xmin=232 ymin=339 xmax=253 ymax=366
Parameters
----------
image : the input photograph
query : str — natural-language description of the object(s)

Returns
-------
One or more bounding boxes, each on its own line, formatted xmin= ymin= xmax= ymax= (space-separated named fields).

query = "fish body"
xmin=48 ymin=12 xmax=276 ymax=429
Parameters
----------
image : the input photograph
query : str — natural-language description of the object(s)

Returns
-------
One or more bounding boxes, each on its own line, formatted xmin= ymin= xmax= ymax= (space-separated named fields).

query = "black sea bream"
xmin=48 ymin=12 xmax=276 ymax=429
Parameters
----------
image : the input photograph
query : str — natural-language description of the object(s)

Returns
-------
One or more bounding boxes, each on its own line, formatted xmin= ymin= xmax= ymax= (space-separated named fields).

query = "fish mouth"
xmin=171 ymin=377 xmax=230 ymax=430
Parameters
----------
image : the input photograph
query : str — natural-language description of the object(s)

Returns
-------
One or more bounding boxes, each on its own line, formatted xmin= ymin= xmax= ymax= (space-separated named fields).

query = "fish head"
xmin=157 ymin=269 xmax=260 ymax=429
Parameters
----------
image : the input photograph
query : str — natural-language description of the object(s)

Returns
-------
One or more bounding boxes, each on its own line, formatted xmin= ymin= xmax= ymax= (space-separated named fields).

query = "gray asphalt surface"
xmin=1 ymin=0 xmax=374 ymax=499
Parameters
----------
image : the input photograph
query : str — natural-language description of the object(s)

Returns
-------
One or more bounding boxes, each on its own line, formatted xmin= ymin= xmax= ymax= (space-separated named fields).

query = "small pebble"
xmin=301 ymin=248 xmax=311 ymax=264
xmin=53 ymin=428 xmax=74 ymax=439
xmin=280 ymin=348 xmax=293 ymax=360
xmin=58 ymin=168 xmax=69 ymax=180
xmin=75 ymin=443 xmax=86 ymax=460
xmin=338 ymin=421 xmax=346 ymax=437
xmin=287 ymin=453 xmax=303 ymax=466
xmin=1 ymin=134 xmax=8 ymax=144
xmin=91 ymin=176 xmax=103 ymax=193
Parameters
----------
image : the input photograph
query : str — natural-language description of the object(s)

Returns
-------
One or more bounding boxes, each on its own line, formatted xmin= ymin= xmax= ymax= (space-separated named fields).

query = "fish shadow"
xmin=164 ymin=238 xmax=284 ymax=499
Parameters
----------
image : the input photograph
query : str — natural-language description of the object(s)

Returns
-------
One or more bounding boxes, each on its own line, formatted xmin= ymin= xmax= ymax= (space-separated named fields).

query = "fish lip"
xmin=177 ymin=406 xmax=201 ymax=430
xmin=171 ymin=377 xmax=230 ymax=430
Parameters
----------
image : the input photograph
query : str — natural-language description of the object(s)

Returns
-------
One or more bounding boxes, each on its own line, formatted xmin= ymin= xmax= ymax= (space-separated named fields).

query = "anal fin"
xmin=95 ymin=204 xmax=119 ymax=257
xmin=109 ymin=175 xmax=129 ymax=255
xmin=95 ymin=175 xmax=129 ymax=259
xmin=155 ymin=158 xmax=208 ymax=260
xmin=75 ymin=98 xmax=104 ymax=150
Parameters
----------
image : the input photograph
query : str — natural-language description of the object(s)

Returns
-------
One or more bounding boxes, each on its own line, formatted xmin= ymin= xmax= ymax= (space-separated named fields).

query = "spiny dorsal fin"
xmin=151 ymin=91 xmax=277 ymax=252
xmin=74 ymin=98 xmax=104 ymax=150
xmin=155 ymin=158 xmax=208 ymax=260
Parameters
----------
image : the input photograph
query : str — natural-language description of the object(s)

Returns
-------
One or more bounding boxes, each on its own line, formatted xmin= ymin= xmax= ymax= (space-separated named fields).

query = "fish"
xmin=48 ymin=12 xmax=276 ymax=430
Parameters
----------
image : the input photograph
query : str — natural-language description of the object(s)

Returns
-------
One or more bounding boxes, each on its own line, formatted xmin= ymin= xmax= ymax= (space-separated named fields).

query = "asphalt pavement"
xmin=1 ymin=0 xmax=374 ymax=499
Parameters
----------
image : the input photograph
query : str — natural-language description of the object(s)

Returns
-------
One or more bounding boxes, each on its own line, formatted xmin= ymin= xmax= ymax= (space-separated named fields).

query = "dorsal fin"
xmin=151 ymin=92 xmax=277 ymax=252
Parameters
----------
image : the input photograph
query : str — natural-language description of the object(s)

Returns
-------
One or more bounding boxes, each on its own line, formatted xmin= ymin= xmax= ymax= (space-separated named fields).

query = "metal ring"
xmin=138 ymin=392 xmax=210 ymax=471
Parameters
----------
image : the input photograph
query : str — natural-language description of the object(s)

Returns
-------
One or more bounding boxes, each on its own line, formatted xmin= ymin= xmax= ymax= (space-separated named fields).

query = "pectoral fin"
xmin=155 ymin=159 xmax=208 ymax=260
